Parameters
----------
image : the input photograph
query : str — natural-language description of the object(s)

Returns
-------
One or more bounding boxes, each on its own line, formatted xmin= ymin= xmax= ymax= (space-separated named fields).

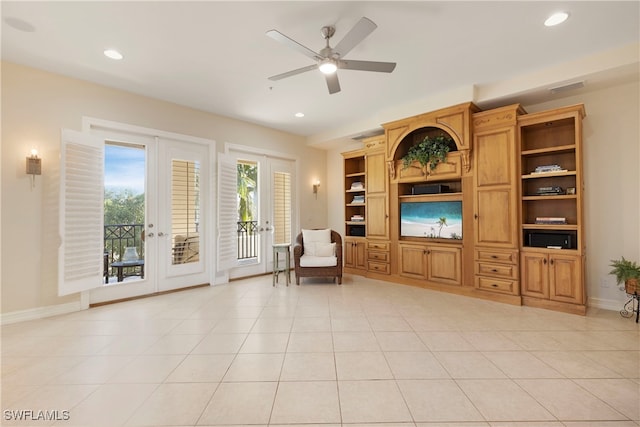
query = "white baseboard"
xmin=588 ymin=296 xmax=627 ymax=312
xmin=0 ymin=301 xmax=83 ymax=325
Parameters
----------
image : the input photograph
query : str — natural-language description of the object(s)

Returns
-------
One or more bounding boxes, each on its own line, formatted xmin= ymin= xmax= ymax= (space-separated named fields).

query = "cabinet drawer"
xmin=476 ymin=262 xmax=518 ymax=279
xmin=476 ymin=276 xmax=518 ymax=295
xmin=368 ymin=251 xmax=388 ymax=262
xmin=367 ymin=241 xmax=389 ymax=251
xmin=476 ymin=249 xmax=518 ymax=264
xmin=368 ymin=261 xmax=390 ymax=274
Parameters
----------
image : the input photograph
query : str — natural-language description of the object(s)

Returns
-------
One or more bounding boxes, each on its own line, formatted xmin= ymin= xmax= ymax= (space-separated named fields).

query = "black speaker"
xmin=528 ymin=232 xmax=573 ymax=249
xmin=349 ymin=226 xmax=365 ymax=237
xmin=413 ymin=184 xmax=449 ymax=194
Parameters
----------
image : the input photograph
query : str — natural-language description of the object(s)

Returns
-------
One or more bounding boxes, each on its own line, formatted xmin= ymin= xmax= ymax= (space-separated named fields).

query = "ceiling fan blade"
xmin=266 ymin=29 xmax=322 ymax=61
xmin=268 ymin=64 xmax=318 ymax=81
xmin=325 ymin=72 xmax=341 ymax=94
xmin=334 ymin=17 xmax=377 ymax=57
xmin=339 ymin=59 xmax=396 ymax=73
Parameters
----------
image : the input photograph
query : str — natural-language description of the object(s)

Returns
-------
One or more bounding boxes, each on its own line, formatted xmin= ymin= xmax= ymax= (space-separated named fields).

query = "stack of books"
xmin=532 ymin=164 xmax=567 ymax=174
xmin=535 ymin=217 xmax=567 ymax=224
xmin=351 ymin=195 xmax=365 ymax=204
xmin=350 ymin=181 xmax=364 ymax=190
xmin=350 ymin=215 xmax=364 ymax=222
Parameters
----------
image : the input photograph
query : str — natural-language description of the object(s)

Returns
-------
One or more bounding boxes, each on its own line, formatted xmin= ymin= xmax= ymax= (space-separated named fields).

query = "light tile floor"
xmin=2 ymin=274 xmax=639 ymax=426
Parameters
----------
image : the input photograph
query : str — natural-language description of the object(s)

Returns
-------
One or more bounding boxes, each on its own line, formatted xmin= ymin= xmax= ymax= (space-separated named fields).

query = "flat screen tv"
xmin=400 ymin=201 xmax=462 ymax=239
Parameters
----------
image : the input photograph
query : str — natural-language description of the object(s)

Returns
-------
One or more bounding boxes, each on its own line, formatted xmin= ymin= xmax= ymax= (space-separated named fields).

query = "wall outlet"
xmin=600 ymin=275 xmax=616 ymax=289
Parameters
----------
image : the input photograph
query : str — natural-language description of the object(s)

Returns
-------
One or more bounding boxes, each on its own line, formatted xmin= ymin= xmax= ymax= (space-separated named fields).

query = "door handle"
xmin=158 ymin=232 xmax=165 ymax=237
xmin=147 ymin=232 xmax=155 ymax=238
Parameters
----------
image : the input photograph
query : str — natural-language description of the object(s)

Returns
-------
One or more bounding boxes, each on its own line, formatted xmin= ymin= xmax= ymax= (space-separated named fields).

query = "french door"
xmin=59 ymin=121 xmax=212 ymax=305
xmin=226 ymin=150 xmax=296 ymax=279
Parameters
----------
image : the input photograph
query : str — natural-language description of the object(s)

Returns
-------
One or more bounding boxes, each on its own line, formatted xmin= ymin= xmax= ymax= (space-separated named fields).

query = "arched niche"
xmin=383 ymin=102 xmax=479 ymax=174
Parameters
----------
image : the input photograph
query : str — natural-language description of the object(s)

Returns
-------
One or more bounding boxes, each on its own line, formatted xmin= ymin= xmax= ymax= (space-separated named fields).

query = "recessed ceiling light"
xmin=294 ymin=112 xmax=305 ymax=118
xmin=104 ymin=49 xmax=123 ymax=60
xmin=544 ymin=12 xmax=569 ymax=27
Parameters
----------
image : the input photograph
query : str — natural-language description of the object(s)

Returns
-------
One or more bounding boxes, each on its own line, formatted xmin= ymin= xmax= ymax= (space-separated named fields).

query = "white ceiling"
xmin=2 ymin=1 xmax=639 ymax=146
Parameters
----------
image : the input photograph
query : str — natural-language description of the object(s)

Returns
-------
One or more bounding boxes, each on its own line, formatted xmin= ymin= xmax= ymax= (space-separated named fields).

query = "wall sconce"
xmin=313 ymin=180 xmax=320 ymax=199
xmin=26 ymin=148 xmax=41 ymax=189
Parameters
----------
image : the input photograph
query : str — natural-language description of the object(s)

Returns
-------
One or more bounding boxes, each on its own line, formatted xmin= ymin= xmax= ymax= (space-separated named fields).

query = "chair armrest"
xmin=293 ymin=243 xmax=303 ymax=261
xmin=335 ymin=242 xmax=342 ymax=264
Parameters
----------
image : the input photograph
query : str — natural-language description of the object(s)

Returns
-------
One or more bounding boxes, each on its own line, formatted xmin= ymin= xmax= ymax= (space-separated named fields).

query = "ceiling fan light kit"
xmin=319 ymin=59 xmax=337 ymax=74
xmin=266 ymin=16 xmax=396 ymax=94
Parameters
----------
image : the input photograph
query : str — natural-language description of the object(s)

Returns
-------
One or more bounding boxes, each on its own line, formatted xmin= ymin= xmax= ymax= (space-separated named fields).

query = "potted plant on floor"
xmin=401 ymin=135 xmax=454 ymax=172
xmin=609 ymin=256 xmax=640 ymax=294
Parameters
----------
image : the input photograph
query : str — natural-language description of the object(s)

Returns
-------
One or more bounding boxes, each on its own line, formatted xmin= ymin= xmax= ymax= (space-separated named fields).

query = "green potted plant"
xmin=402 ymin=135 xmax=454 ymax=172
xmin=609 ymin=256 xmax=640 ymax=294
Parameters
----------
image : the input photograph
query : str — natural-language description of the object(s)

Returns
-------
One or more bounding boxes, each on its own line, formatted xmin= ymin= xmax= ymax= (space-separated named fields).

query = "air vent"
xmin=549 ymin=81 xmax=585 ymax=94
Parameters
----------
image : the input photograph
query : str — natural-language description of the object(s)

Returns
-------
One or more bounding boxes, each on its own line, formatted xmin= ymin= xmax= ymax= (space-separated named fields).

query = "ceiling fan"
xmin=266 ymin=17 xmax=396 ymax=94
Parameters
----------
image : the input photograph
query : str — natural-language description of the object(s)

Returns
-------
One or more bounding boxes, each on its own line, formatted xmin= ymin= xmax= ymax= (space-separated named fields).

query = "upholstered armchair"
xmin=293 ymin=229 xmax=342 ymax=285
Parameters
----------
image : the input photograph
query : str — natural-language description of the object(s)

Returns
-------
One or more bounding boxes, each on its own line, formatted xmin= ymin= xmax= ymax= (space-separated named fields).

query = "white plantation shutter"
xmin=58 ymin=129 xmax=104 ymax=296
xmin=217 ymin=153 xmax=239 ymax=271
xmin=272 ymin=171 xmax=291 ymax=244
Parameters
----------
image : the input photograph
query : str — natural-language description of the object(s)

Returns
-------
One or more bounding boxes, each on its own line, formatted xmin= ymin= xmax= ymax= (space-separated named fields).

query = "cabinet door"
xmin=474 ymin=127 xmax=518 ymax=248
xmin=475 ymin=189 xmax=516 ymax=247
xmin=366 ymin=194 xmax=388 ymax=239
xmin=550 ymin=254 xmax=583 ymax=304
xmin=366 ymin=151 xmax=387 ymax=194
xmin=520 ymin=252 xmax=550 ymax=299
xmin=398 ymin=244 xmax=427 ymax=279
xmin=427 ymin=246 xmax=461 ymax=286
xmin=344 ymin=238 xmax=367 ymax=270
xmin=354 ymin=240 xmax=367 ymax=270
xmin=475 ymin=129 xmax=514 ymax=187
xmin=344 ymin=238 xmax=357 ymax=269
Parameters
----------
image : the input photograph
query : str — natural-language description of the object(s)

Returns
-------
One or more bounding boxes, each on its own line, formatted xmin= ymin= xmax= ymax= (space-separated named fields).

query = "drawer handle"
xmin=491 ymin=268 xmax=498 ymax=272
xmin=491 ymin=255 xmax=498 ymax=259
xmin=491 ymin=283 xmax=498 ymax=287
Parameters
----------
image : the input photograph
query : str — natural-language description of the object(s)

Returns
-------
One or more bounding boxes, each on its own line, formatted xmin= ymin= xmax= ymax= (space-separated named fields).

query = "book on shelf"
xmin=535 ymin=217 xmax=567 ymax=224
xmin=350 ymin=215 xmax=364 ymax=222
xmin=350 ymin=181 xmax=364 ymax=190
xmin=531 ymin=164 xmax=567 ymax=174
xmin=351 ymin=195 xmax=365 ymax=204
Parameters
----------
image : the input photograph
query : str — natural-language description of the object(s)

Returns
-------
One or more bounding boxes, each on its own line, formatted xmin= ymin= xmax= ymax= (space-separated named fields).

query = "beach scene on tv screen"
xmin=401 ymin=201 xmax=462 ymax=239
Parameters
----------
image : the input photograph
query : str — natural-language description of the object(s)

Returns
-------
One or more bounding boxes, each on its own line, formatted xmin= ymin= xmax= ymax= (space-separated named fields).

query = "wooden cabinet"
xmin=364 ymin=143 xmax=389 ymax=240
xmin=367 ymin=240 xmax=390 ymax=274
xmin=343 ymin=150 xmax=366 ymax=238
xmin=338 ymin=102 xmax=586 ymax=316
xmin=344 ymin=237 xmax=366 ymax=271
xmin=518 ymin=105 xmax=586 ymax=313
xmin=472 ymin=105 xmax=524 ymax=297
xmin=398 ymin=242 xmax=461 ymax=286
xmin=474 ymin=249 xmax=519 ymax=295
xmin=521 ymin=250 xmax=583 ymax=305
xmin=473 ymin=105 xmax=523 ymax=248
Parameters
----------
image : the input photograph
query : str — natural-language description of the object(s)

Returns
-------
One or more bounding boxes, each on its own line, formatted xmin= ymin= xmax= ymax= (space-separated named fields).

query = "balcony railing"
xmin=237 ymin=220 xmax=258 ymax=260
xmin=104 ymin=221 xmax=259 ymax=280
xmin=104 ymin=224 xmax=145 ymax=280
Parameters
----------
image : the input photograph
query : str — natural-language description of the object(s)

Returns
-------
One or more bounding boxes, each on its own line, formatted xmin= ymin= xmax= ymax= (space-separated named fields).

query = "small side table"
xmin=272 ymin=243 xmax=291 ymax=286
xmin=111 ymin=260 xmax=145 ymax=283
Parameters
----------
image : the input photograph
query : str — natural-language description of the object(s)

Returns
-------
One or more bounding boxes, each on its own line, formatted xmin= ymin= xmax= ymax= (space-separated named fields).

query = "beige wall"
xmin=1 ymin=61 xmax=328 ymax=315
xmin=326 ymin=79 xmax=640 ymax=310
